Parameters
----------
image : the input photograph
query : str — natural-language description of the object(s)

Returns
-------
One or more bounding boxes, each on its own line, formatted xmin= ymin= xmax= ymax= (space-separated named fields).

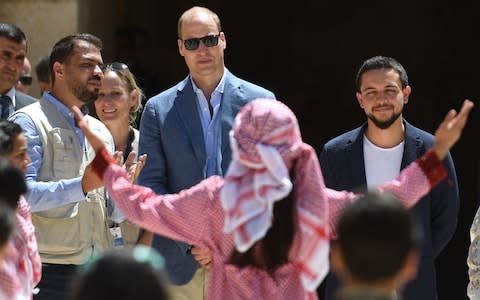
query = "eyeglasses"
xmin=182 ymin=34 xmax=220 ymax=51
xmin=101 ymin=62 xmax=129 ymax=72
xmin=19 ymin=75 xmax=32 ymax=86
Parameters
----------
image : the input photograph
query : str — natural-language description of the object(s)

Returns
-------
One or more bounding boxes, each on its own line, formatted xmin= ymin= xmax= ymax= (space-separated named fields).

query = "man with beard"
xmin=319 ymin=56 xmax=459 ymax=300
xmin=10 ymin=33 xmax=114 ymax=299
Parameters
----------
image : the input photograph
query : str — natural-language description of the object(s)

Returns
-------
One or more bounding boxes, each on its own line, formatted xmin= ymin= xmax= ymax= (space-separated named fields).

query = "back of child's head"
xmin=0 ymin=120 xmax=22 ymax=156
xmin=335 ymin=192 xmax=422 ymax=282
xmin=69 ymin=245 xmax=170 ymax=300
xmin=0 ymin=158 xmax=27 ymax=209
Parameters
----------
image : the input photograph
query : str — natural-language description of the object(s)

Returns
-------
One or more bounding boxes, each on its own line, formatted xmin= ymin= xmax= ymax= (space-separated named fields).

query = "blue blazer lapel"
xmin=401 ymin=120 xmax=425 ymax=167
xmin=174 ymin=80 xmax=207 ymax=173
xmin=219 ymin=73 xmax=245 ymax=174
xmin=346 ymin=125 xmax=369 ymax=192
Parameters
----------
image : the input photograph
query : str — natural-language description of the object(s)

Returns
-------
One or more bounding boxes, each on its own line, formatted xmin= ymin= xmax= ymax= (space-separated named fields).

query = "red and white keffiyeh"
xmin=221 ymin=99 xmax=330 ymax=291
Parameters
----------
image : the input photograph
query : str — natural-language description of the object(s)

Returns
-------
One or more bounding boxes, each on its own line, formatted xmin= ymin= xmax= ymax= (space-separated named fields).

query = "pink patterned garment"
xmin=220 ymin=100 xmax=330 ymax=291
xmin=97 ymin=148 xmax=443 ymax=300
xmin=91 ymin=99 xmax=446 ymax=299
xmin=0 ymin=196 xmax=41 ymax=300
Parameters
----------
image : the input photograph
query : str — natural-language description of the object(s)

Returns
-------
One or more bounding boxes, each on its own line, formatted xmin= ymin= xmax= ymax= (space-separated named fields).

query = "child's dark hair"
xmin=229 ymin=171 xmax=296 ymax=274
xmin=0 ymin=158 xmax=27 ymax=209
xmin=69 ymin=246 xmax=170 ymax=300
xmin=0 ymin=120 xmax=23 ymax=155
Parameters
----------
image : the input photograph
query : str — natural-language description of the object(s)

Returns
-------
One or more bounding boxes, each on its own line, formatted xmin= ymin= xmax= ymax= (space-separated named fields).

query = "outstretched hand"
xmin=72 ymin=106 xmax=106 ymax=153
xmin=434 ymin=99 xmax=474 ymax=160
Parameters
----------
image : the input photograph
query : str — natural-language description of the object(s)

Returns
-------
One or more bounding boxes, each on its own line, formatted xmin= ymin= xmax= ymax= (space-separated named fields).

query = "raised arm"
xmin=72 ymin=106 xmax=221 ymax=245
xmin=327 ymin=100 xmax=474 ymax=231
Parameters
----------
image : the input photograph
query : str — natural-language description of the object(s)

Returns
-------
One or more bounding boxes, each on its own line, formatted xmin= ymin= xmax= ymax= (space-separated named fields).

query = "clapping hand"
xmin=72 ymin=105 xmax=147 ymax=183
xmin=124 ymin=151 xmax=147 ymax=183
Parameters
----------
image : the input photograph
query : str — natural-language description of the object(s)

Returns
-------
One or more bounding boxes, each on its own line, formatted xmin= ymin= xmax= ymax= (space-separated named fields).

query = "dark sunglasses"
xmin=101 ymin=62 xmax=129 ymax=72
xmin=19 ymin=75 xmax=32 ymax=86
xmin=182 ymin=34 xmax=220 ymax=51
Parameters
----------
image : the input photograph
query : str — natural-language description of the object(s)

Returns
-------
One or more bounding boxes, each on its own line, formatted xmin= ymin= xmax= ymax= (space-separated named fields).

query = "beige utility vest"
xmin=16 ymin=99 xmax=114 ymax=265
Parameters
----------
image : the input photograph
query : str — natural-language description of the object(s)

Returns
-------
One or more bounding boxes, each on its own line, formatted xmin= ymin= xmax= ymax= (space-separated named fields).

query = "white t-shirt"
xmin=363 ymin=135 xmax=404 ymax=190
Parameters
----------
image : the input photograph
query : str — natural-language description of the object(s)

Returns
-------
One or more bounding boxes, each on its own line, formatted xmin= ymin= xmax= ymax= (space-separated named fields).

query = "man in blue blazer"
xmin=319 ymin=56 xmax=459 ymax=300
xmin=0 ymin=23 xmax=37 ymax=119
xmin=137 ymin=6 xmax=275 ymax=300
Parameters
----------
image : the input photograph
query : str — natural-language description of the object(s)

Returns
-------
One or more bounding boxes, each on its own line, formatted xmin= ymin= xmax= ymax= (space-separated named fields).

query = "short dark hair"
xmin=69 ymin=246 xmax=169 ymax=300
xmin=0 ymin=120 xmax=23 ymax=156
xmin=0 ymin=158 xmax=27 ymax=209
xmin=49 ymin=33 xmax=102 ymax=84
xmin=335 ymin=192 xmax=422 ymax=282
xmin=0 ymin=200 xmax=15 ymax=250
xmin=35 ymin=55 xmax=51 ymax=84
xmin=0 ymin=23 xmax=27 ymax=45
xmin=355 ymin=56 xmax=409 ymax=91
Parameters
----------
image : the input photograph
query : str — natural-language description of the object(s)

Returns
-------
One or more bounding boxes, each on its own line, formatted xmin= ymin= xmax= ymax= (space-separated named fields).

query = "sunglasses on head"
xmin=19 ymin=75 xmax=32 ymax=86
xmin=101 ymin=62 xmax=129 ymax=72
xmin=182 ymin=34 xmax=220 ymax=51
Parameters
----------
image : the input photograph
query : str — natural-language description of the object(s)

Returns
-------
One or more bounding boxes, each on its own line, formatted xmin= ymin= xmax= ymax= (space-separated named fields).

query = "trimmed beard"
xmin=366 ymin=110 xmax=402 ymax=130
xmin=71 ymin=84 xmax=99 ymax=104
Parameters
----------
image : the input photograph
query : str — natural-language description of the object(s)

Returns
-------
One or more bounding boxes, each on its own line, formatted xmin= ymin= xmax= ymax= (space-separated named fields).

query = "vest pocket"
xmin=49 ymin=128 xmax=79 ymax=179
xmin=32 ymin=203 xmax=83 ymax=255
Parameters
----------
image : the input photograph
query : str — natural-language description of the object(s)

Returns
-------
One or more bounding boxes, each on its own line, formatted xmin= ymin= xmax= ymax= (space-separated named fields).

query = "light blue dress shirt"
xmin=10 ymin=93 xmax=99 ymax=212
xmin=191 ymin=72 xmax=226 ymax=177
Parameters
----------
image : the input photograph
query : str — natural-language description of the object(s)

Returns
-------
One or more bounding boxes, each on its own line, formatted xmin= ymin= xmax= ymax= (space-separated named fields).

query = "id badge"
xmin=109 ymin=226 xmax=124 ymax=248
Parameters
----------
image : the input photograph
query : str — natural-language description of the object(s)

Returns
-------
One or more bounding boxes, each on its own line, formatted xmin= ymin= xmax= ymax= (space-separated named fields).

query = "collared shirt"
xmin=191 ymin=71 xmax=226 ymax=177
xmin=10 ymin=92 xmax=89 ymax=212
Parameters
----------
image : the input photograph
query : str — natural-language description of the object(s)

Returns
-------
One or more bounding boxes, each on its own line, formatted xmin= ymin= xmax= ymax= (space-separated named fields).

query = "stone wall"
xmin=0 ymin=0 xmax=78 ymax=97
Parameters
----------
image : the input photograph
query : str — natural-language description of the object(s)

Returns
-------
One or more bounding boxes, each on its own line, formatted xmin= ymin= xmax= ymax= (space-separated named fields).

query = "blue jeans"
xmin=34 ymin=264 xmax=77 ymax=300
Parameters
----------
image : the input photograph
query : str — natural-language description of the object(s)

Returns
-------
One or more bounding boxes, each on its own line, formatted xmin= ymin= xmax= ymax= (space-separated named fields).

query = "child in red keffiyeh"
xmin=75 ymin=99 xmax=472 ymax=300
xmin=0 ymin=120 xmax=41 ymax=300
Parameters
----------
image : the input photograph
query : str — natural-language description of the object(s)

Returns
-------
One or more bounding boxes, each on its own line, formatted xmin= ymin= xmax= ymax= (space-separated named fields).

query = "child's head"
xmin=331 ymin=192 xmax=422 ymax=289
xmin=0 ymin=120 xmax=30 ymax=173
xmin=69 ymin=245 xmax=170 ymax=300
xmin=0 ymin=158 xmax=27 ymax=209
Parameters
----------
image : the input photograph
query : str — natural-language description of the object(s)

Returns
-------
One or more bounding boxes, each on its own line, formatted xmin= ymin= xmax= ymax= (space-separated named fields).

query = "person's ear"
xmin=356 ymin=92 xmax=364 ymax=109
xmin=403 ymin=85 xmax=411 ymax=104
xmin=129 ymin=90 xmax=139 ymax=108
xmin=177 ymin=39 xmax=185 ymax=57
xmin=220 ymin=32 xmax=226 ymax=50
xmin=53 ymin=62 xmax=64 ymax=80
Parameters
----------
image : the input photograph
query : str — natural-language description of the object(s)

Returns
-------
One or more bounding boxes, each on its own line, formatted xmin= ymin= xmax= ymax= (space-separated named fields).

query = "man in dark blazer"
xmin=0 ymin=23 xmax=37 ymax=119
xmin=319 ymin=56 xmax=459 ymax=300
xmin=137 ymin=6 xmax=275 ymax=300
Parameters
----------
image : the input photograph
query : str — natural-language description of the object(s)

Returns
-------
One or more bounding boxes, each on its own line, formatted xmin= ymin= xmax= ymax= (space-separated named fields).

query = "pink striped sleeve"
xmin=104 ymin=164 xmax=224 ymax=246
xmin=377 ymin=149 xmax=446 ymax=208
xmin=16 ymin=196 xmax=41 ymax=286
xmin=326 ymin=149 xmax=447 ymax=237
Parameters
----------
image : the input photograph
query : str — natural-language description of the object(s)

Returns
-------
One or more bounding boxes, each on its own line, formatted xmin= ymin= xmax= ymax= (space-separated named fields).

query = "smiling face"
xmin=95 ymin=70 xmax=136 ymax=127
xmin=4 ymin=132 xmax=30 ymax=173
xmin=356 ymin=68 xmax=411 ymax=130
